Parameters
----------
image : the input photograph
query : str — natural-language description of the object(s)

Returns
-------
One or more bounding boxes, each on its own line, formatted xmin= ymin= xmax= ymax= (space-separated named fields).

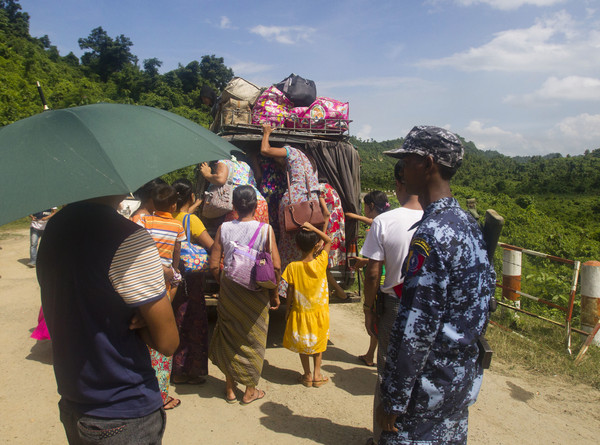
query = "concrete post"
xmin=503 ymin=249 xmax=521 ymax=308
xmin=581 ymin=261 xmax=600 ymax=345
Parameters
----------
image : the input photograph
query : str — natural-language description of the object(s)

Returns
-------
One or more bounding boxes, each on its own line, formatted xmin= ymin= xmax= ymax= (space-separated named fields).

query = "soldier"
xmin=377 ymin=126 xmax=496 ymax=444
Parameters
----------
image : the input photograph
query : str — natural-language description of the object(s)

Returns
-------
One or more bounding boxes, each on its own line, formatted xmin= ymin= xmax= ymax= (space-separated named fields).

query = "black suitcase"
xmin=275 ymin=74 xmax=317 ymax=107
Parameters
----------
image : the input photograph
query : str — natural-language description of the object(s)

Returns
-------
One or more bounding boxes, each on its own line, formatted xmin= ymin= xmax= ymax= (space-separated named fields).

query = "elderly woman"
xmin=200 ymin=156 xmax=269 ymax=223
xmin=260 ymin=124 xmax=320 ymax=289
xmin=208 ymin=185 xmax=281 ymax=405
xmin=170 ymin=178 xmax=214 ymax=385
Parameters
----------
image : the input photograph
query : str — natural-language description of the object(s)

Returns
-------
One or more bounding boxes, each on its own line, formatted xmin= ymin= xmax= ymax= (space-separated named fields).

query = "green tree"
xmin=199 ymin=54 xmax=233 ymax=90
xmin=0 ymin=0 xmax=29 ymax=37
xmin=143 ymin=57 xmax=162 ymax=78
xmin=78 ymin=27 xmax=137 ymax=81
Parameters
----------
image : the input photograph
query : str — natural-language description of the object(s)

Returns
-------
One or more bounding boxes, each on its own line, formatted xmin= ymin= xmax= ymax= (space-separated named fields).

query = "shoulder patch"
xmin=405 ymin=237 xmax=430 ymax=275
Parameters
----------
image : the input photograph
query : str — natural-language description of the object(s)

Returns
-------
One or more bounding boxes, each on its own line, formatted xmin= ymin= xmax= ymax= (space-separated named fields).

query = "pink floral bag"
xmin=285 ymin=97 xmax=349 ymax=132
xmin=251 ymin=86 xmax=292 ymax=127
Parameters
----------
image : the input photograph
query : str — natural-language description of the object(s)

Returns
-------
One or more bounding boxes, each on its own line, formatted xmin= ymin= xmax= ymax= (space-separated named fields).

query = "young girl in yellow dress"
xmin=282 ymin=212 xmax=332 ymax=388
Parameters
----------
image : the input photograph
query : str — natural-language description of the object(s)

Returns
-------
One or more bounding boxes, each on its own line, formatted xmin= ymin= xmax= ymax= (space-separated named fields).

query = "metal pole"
xmin=565 ymin=261 xmax=581 ymax=354
xmin=498 ymin=243 xmax=575 ymax=265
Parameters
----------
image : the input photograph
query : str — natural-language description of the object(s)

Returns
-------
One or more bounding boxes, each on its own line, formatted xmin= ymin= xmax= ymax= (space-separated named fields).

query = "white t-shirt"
xmin=30 ymin=207 xmax=57 ymax=231
xmin=360 ymin=207 xmax=424 ymax=295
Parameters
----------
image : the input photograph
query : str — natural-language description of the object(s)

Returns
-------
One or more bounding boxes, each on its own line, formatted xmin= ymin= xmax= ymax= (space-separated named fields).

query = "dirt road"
xmin=1 ymin=229 xmax=598 ymax=444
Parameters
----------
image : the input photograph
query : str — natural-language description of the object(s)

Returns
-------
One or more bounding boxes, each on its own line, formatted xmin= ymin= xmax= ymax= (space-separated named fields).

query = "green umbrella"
xmin=0 ymin=103 xmax=235 ymax=226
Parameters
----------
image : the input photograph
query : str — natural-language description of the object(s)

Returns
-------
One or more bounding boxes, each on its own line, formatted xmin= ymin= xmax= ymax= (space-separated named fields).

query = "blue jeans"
xmin=58 ymin=399 xmax=166 ymax=445
xmin=30 ymin=227 xmax=44 ymax=264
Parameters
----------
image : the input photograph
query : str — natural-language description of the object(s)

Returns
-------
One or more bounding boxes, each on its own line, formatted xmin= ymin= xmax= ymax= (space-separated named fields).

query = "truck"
xmin=199 ymin=82 xmax=362 ymax=304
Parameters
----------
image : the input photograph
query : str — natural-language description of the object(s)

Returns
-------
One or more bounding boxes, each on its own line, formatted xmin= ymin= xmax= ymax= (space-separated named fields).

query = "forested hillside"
xmin=0 ymin=0 xmax=231 ymax=127
xmin=356 ymin=134 xmax=600 ymax=263
xmin=3 ymin=0 xmax=600 ymax=266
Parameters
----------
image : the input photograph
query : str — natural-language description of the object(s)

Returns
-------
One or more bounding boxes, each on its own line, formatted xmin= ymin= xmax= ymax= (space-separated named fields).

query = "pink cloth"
xmin=31 ymin=307 xmax=50 ymax=340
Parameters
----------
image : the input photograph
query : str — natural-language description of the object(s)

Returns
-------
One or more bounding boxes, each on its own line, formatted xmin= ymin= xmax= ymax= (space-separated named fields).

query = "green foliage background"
xmin=0 ymin=1 xmax=231 ymax=128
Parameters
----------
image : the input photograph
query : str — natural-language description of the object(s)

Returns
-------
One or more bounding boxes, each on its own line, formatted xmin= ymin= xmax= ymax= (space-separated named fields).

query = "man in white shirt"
xmin=360 ymin=160 xmax=423 ymax=444
xmin=28 ymin=207 xmax=57 ymax=267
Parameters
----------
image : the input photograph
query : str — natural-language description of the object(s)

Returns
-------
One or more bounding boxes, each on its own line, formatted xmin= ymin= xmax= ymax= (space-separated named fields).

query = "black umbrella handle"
xmin=36 ymin=81 xmax=50 ymax=111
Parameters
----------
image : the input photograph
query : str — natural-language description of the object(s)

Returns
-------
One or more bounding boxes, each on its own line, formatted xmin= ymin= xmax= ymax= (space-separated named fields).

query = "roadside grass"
xmin=339 ymin=284 xmax=600 ymax=391
xmin=488 ymin=308 xmax=600 ymax=390
xmin=0 ymin=217 xmax=29 ymax=239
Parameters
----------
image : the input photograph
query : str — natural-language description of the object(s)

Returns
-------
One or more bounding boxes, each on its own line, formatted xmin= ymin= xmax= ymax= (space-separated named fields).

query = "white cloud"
xmin=319 ymin=76 xmax=435 ymax=90
xmin=455 ymin=0 xmax=565 ymax=10
xmin=554 ymin=113 xmax=600 ymax=140
xmin=220 ymin=16 xmax=233 ymax=29
xmin=231 ymin=61 xmax=272 ymax=76
xmin=356 ymin=124 xmax=373 ymax=140
xmin=249 ymin=25 xmax=315 ymax=45
xmin=462 ymin=120 xmax=526 ymax=152
xmin=418 ymin=12 xmax=600 ymax=74
xmin=505 ymin=76 xmax=600 ymax=104
xmin=461 ymin=120 xmax=595 ymax=156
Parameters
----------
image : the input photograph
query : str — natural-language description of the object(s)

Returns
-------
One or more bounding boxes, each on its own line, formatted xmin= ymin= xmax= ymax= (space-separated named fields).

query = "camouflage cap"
xmin=383 ymin=125 xmax=464 ymax=168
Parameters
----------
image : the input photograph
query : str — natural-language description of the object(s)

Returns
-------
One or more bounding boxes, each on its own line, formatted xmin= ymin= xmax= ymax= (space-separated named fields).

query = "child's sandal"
xmin=298 ymin=374 xmax=313 ymax=387
xmin=312 ymin=375 xmax=329 ymax=388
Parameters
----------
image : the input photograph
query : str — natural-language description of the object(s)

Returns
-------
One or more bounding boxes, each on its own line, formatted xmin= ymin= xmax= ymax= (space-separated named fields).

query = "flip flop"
xmin=358 ymin=355 xmax=376 ymax=367
xmin=312 ymin=375 xmax=329 ymax=388
xmin=163 ymin=396 xmax=181 ymax=410
xmin=298 ymin=374 xmax=313 ymax=387
xmin=225 ymin=395 xmax=238 ymax=404
xmin=240 ymin=389 xmax=266 ymax=405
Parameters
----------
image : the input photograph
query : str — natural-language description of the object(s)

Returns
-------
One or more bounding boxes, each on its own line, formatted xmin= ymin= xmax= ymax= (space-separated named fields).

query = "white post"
xmin=581 ymin=261 xmax=600 ymax=345
xmin=502 ymin=249 xmax=522 ymax=309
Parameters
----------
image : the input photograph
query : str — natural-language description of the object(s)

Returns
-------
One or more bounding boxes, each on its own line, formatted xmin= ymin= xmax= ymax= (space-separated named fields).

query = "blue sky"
xmin=19 ymin=0 xmax=600 ymax=156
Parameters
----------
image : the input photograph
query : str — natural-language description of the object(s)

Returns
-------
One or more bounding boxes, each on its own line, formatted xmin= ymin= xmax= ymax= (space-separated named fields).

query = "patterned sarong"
xmin=209 ymin=273 xmax=270 ymax=386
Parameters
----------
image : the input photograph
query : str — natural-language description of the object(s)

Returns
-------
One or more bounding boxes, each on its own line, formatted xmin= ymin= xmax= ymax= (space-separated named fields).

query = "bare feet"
xmin=359 ymin=354 xmax=376 ymax=367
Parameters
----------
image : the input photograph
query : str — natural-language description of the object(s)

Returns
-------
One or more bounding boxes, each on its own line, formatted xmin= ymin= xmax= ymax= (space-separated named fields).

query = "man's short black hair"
xmin=438 ymin=163 xmax=459 ymax=180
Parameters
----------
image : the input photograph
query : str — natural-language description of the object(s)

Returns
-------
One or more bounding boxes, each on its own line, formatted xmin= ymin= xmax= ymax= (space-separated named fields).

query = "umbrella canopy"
xmin=0 ymin=103 xmax=235 ymax=226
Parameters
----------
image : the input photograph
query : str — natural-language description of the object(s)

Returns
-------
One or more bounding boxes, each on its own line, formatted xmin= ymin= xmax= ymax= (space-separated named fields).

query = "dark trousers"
xmin=59 ymin=399 xmax=166 ymax=445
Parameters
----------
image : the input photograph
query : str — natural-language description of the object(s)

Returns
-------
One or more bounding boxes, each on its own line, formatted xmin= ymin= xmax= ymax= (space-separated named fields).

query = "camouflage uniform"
xmin=379 ymin=197 xmax=496 ymax=445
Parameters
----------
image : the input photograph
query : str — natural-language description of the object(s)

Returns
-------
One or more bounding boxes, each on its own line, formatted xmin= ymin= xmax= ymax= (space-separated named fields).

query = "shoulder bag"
xmin=179 ymin=214 xmax=209 ymax=273
xmin=283 ymin=171 xmax=325 ymax=232
xmin=202 ymin=161 xmax=235 ymax=219
xmin=225 ymin=222 xmax=264 ymax=291
xmin=255 ymin=224 xmax=277 ymax=289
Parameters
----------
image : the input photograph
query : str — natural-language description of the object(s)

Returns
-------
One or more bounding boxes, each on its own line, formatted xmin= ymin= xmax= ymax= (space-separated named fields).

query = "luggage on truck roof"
xmin=212 ymin=76 xmax=351 ymax=138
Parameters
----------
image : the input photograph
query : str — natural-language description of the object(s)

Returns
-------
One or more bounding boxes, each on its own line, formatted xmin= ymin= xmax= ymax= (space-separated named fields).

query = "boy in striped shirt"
xmin=137 ymin=184 xmax=186 ymax=294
